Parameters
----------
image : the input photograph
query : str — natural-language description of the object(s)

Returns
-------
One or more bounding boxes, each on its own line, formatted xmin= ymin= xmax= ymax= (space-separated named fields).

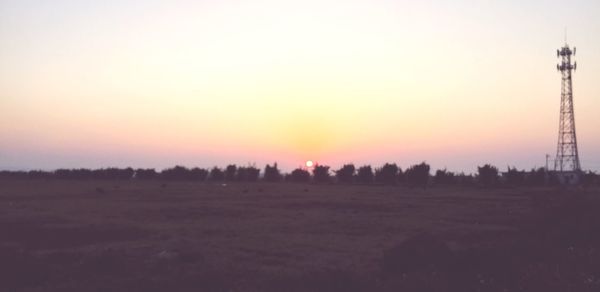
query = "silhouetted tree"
xmin=505 ymin=167 xmax=526 ymax=187
xmin=356 ymin=165 xmax=374 ymax=184
xmin=477 ymin=164 xmax=499 ymax=187
xmin=161 ymin=166 xmax=192 ymax=180
xmin=375 ymin=163 xmax=399 ymax=185
xmin=55 ymin=168 xmax=93 ymax=179
xmin=335 ymin=164 xmax=355 ymax=184
xmin=225 ymin=165 xmax=237 ymax=181
xmin=397 ymin=168 xmax=405 ymax=183
xmin=264 ymin=163 xmax=283 ymax=182
xmin=404 ymin=162 xmax=430 ymax=188
xmin=434 ymin=169 xmax=456 ymax=185
xmin=92 ymin=168 xmax=134 ymax=180
xmin=526 ymin=167 xmax=547 ymax=186
xmin=190 ymin=167 xmax=209 ymax=181
xmin=456 ymin=172 xmax=475 ymax=186
xmin=236 ymin=166 xmax=260 ymax=182
xmin=27 ymin=170 xmax=53 ymax=179
xmin=287 ymin=168 xmax=311 ymax=183
xmin=209 ymin=167 xmax=225 ymax=181
xmin=581 ymin=171 xmax=598 ymax=187
xmin=312 ymin=165 xmax=331 ymax=183
xmin=135 ymin=168 xmax=157 ymax=180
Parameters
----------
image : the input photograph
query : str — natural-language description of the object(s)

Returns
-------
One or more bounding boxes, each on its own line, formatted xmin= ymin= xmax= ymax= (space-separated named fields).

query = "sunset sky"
xmin=1 ymin=0 xmax=599 ymax=173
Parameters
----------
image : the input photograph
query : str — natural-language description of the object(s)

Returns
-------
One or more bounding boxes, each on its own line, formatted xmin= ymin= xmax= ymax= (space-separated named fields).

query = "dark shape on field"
xmin=355 ymin=165 xmax=374 ymax=184
xmin=312 ymin=165 xmax=331 ymax=183
xmin=375 ymin=163 xmax=399 ymax=185
xmin=478 ymin=164 xmax=499 ymax=187
xmin=287 ymin=168 xmax=311 ymax=183
xmin=335 ymin=164 xmax=355 ymax=184
xmin=404 ymin=162 xmax=430 ymax=188
xmin=225 ymin=165 xmax=237 ymax=181
xmin=264 ymin=163 xmax=283 ymax=182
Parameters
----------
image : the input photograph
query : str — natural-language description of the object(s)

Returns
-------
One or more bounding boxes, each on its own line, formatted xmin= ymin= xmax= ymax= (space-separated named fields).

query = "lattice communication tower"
xmin=554 ymin=43 xmax=581 ymax=173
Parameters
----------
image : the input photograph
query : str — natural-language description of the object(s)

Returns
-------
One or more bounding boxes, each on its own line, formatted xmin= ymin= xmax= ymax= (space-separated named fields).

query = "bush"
xmin=312 ymin=165 xmax=331 ymax=183
xmin=477 ymin=164 xmax=499 ymax=187
xmin=335 ymin=164 xmax=355 ymax=184
xmin=356 ymin=165 xmax=374 ymax=184
xmin=375 ymin=163 xmax=399 ymax=185
xmin=405 ymin=162 xmax=430 ymax=188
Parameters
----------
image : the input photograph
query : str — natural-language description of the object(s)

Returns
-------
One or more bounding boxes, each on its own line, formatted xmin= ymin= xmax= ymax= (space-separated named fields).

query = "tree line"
xmin=1 ymin=162 xmax=598 ymax=187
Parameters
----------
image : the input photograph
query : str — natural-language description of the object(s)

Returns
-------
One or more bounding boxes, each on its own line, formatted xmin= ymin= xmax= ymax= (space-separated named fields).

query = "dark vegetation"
xmin=1 ymin=162 xmax=598 ymax=187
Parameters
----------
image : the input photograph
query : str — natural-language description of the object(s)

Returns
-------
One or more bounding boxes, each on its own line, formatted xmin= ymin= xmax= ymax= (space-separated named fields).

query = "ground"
xmin=0 ymin=180 xmax=598 ymax=291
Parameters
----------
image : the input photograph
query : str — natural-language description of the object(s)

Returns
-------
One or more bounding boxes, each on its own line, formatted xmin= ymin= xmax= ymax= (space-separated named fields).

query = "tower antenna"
xmin=554 ymin=41 xmax=581 ymax=184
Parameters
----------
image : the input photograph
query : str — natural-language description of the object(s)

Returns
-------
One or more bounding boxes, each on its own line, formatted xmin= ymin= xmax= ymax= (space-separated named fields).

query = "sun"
xmin=305 ymin=160 xmax=314 ymax=168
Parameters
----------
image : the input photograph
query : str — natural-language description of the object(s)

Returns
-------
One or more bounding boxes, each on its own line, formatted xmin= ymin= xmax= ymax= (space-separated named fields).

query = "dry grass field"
xmin=1 ymin=180 xmax=599 ymax=291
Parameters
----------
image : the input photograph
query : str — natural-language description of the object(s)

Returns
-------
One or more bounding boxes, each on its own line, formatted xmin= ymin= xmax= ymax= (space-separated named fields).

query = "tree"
xmin=209 ymin=167 xmax=225 ymax=181
xmin=434 ymin=169 xmax=456 ymax=185
xmin=356 ymin=165 xmax=374 ymax=184
xmin=190 ymin=167 xmax=209 ymax=181
xmin=405 ymin=162 xmax=430 ymax=188
xmin=375 ymin=163 xmax=399 ymax=185
xmin=526 ymin=167 xmax=546 ymax=186
xmin=477 ymin=164 xmax=499 ymax=187
xmin=505 ymin=167 xmax=525 ymax=187
xmin=312 ymin=165 xmax=331 ymax=183
xmin=135 ymin=168 xmax=157 ymax=180
xmin=225 ymin=165 xmax=237 ymax=181
xmin=287 ymin=168 xmax=311 ymax=183
xmin=264 ymin=163 xmax=283 ymax=182
xmin=237 ymin=166 xmax=260 ymax=182
xmin=335 ymin=164 xmax=355 ymax=184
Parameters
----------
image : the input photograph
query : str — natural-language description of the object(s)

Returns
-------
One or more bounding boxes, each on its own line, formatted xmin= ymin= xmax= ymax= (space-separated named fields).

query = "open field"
xmin=1 ymin=180 xmax=599 ymax=291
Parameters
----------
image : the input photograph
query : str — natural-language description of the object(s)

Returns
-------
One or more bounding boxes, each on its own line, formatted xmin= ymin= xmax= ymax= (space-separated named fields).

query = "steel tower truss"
xmin=554 ymin=44 xmax=581 ymax=172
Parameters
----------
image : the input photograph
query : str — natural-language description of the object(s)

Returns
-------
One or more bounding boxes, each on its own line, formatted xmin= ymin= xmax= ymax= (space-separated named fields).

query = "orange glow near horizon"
xmin=1 ymin=0 xmax=600 ymax=172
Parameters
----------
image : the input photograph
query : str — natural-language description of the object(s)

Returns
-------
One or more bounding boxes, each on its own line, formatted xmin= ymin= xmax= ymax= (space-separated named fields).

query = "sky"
xmin=1 ymin=0 xmax=599 ymax=173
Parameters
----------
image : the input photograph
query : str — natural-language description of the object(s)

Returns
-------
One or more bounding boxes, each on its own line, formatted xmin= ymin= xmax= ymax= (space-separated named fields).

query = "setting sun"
xmin=305 ymin=160 xmax=314 ymax=168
